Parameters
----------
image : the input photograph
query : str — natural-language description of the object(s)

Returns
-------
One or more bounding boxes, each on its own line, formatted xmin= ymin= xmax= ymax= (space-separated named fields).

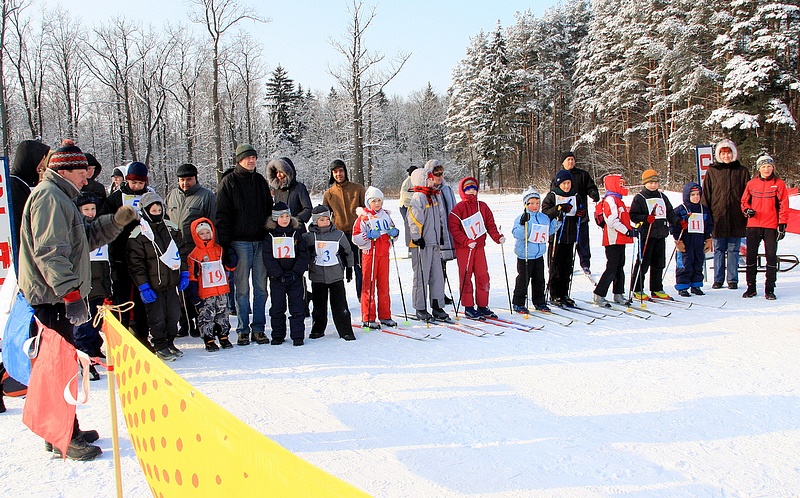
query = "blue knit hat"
xmin=554 ymin=169 xmax=573 ymax=186
xmin=126 ymin=161 xmax=148 ymax=182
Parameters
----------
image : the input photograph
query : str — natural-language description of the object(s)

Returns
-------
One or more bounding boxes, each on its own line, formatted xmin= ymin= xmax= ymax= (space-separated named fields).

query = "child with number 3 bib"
xmin=263 ymin=202 xmax=310 ymax=346
xmin=447 ymin=177 xmax=504 ymax=319
xmin=187 ymin=217 xmax=234 ymax=352
xmin=512 ymin=188 xmax=557 ymax=314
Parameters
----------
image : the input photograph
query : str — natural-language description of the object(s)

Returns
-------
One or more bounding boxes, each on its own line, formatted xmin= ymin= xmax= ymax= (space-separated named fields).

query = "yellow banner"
xmin=102 ymin=311 xmax=368 ymax=497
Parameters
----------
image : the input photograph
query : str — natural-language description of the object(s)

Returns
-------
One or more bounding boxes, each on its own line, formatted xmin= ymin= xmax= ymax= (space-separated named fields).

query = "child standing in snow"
xmin=187 ymin=217 xmax=234 ymax=351
xmin=305 ymin=205 xmax=356 ymax=340
xmin=542 ymin=170 xmax=583 ymax=307
xmin=592 ymin=175 xmax=635 ymax=307
xmin=672 ymin=182 xmax=714 ymax=297
xmin=447 ymin=177 xmax=504 ymax=319
xmin=512 ymin=188 xmax=557 ymax=313
xmin=352 ymin=187 xmax=399 ymax=329
xmin=263 ymin=202 xmax=310 ymax=346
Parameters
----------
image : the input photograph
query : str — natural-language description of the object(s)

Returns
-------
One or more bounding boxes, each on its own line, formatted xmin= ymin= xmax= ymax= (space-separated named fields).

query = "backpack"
xmin=593 ymin=200 xmax=606 ymax=228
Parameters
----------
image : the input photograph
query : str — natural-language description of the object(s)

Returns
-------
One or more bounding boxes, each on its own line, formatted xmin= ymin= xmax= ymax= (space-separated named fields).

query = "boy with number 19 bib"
xmin=447 ymin=177 xmax=504 ymax=319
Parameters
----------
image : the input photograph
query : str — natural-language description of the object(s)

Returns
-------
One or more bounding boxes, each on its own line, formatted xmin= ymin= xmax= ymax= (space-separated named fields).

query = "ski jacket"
xmin=262 ymin=217 xmax=310 ymax=278
xmin=352 ymin=207 xmax=397 ymax=254
xmin=541 ymin=189 xmax=580 ymax=244
xmin=512 ymin=210 xmax=555 ymax=260
xmin=701 ymin=159 xmax=749 ymax=238
xmin=601 ymin=175 xmax=634 ymax=246
xmin=323 ymin=180 xmax=366 ymax=235
xmin=629 ymin=187 xmax=680 ymax=240
xmin=672 ymin=183 xmax=714 ymax=245
xmin=553 ymin=166 xmax=599 ymax=223
xmin=215 ymin=164 xmax=273 ymax=247
xmin=741 ymin=174 xmax=789 ymax=230
xmin=407 ymin=168 xmax=449 ymax=251
xmin=448 ymin=179 xmax=502 ymax=250
xmin=19 ymin=168 xmax=122 ymax=306
xmin=305 ymin=222 xmax=354 ymax=285
xmin=266 ymin=158 xmax=313 ymax=227
xmin=127 ymin=218 xmax=186 ymax=292
xmin=165 ymin=182 xmax=216 ymax=257
xmin=399 ymin=176 xmax=414 ymax=208
xmin=10 ymin=140 xmax=49 ymax=256
xmin=83 ymin=215 xmax=113 ymax=301
xmin=101 ymin=181 xmax=150 ymax=265
xmin=187 ymin=217 xmax=230 ymax=299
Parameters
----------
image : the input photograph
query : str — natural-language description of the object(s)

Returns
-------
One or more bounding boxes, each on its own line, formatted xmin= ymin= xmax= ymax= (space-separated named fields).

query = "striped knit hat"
xmin=48 ymin=139 xmax=88 ymax=171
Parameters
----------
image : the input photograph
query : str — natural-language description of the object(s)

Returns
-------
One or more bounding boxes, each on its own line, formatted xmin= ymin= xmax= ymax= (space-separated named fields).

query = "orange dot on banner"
xmin=192 ymin=474 xmax=199 ymax=488
xmin=165 ymin=378 xmax=173 ymax=387
xmin=162 ymin=469 xmax=170 ymax=483
xmin=158 ymin=492 xmax=163 ymax=498
xmin=152 ymin=379 xmax=158 ymax=390
xmin=140 ymin=409 xmax=146 ymax=425
xmin=161 ymin=437 xmax=166 ymax=448
xmin=123 ymin=344 xmax=129 ymax=361
xmin=127 ymin=365 xmax=133 ymax=378
xmin=146 ymin=463 xmax=152 ymax=478
xmin=135 ymin=359 xmax=141 ymax=374
xmin=126 ymin=391 xmax=131 ymax=405
xmin=115 ymin=351 xmax=121 ymax=366
xmin=175 ymin=469 xmax=182 ymax=485
xmin=125 ymin=413 xmax=132 ymax=427
xmin=224 ymin=435 xmax=228 ymax=441
xmin=129 ymin=348 xmax=136 ymax=359
xmin=133 ymin=385 xmax=139 ymax=400
xmin=154 ymin=465 xmax=160 ymax=481
xmin=243 ymin=472 xmax=249 ymax=478
xmin=196 ymin=434 xmax=201 ymax=442
xmin=176 ymin=438 xmax=183 ymax=451
xmin=180 ymin=399 xmax=187 ymax=412
xmin=150 ymin=437 xmax=156 ymax=451
xmin=162 ymin=404 xmax=169 ymax=418
xmin=133 ymin=411 xmax=138 ymax=428
xmin=215 ymin=475 xmax=222 ymax=485
xmin=144 ymin=361 xmax=150 ymax=374
xmin=121 ymin=371 xmax=126 ymax=387
xmin=142 ymin=382 xmax=147 ymax=396
xmin=150 ymin=408 xmax=156 ymax=422
xmin=120 ymin=394 xmax=126 ymax=408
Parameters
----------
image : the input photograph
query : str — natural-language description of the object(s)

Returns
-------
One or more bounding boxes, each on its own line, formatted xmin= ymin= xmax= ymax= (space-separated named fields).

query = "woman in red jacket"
xmin=447 ymin=177 xmax=505 ymax=319
xmin=740 ymin=154 xmax=789 ymax=300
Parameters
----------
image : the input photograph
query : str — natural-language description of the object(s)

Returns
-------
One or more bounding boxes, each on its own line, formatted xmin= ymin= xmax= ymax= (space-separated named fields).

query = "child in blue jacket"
xmin=672 ymin=182 xmax=714 ymax=297
xmin=512 ymin=188 xmax=558 ymax=313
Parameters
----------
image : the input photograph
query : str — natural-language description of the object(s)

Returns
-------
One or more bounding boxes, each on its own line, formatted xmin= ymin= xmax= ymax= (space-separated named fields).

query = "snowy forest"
xmin=0 ymin=0 xmax=798 ymax=195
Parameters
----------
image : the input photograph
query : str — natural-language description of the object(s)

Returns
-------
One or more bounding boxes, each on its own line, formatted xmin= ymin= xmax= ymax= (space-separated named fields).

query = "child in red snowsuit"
xmin=186 ymin=217 xmax=234 ymax=352
xmin=352 ymin=187 xmax=399 ymax=329
xmin=447 ymin=177 xmax=504 ymax=319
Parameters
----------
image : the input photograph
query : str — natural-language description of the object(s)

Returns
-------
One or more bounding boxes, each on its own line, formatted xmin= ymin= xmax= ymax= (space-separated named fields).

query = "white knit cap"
xmin=365 ymin=186 xmax=384 ymax=205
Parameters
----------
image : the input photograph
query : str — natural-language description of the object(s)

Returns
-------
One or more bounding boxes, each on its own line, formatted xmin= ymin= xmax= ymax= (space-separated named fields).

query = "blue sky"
xmin=39 ymin=0 xmax=558 ymax=96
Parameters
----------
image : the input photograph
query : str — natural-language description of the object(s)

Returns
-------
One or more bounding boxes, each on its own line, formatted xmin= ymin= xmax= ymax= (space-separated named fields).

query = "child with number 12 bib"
xmin=352 ymin=187 xmax=399 ymax=329
xmin=447 ymin=177 xmax=504 ymax=319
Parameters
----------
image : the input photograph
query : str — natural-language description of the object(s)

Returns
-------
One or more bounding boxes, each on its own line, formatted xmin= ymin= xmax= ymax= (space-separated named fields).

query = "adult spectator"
xmin=558 ymin=151 xmax=599 ymax=274
xmin=323 ymin=159 xmax=366 ymax=297
xmin=165 ymin=163 xmax=216 ymax=337
xmin=101 ymin=161 xmax=152 ymax=348
xmin=82 ymin=153 xmax=108 ymax=211
xmin=399 ymin=165 xmax=417 ymax=252
xmin=109 ymin=166 xmax=126 ymax=194
xmin=215 ymin=144 xmax=273 ymax=346
xmin=8 ymin=140 xmax=50 ymax=271
xmin=18 ymin=139 xmax=137 ymax=460
xmin=426 ymin=160 xmax=457 ymax=303
xmin=266 ymin=157 xmax=312 ymax=231
xmin=701 ymin=139 xmax=750 ymax=289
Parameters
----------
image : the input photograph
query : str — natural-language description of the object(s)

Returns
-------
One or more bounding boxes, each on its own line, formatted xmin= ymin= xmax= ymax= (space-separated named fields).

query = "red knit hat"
xmin=47 ymin=139 xmax=88 ymax=171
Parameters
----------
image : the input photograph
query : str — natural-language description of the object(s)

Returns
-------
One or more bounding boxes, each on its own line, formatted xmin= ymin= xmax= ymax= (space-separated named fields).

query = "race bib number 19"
xmin=201 ymin=261 xmax=227 ymax=288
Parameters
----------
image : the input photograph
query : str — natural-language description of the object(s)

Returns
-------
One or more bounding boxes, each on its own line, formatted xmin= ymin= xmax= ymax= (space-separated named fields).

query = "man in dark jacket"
xmin=558 ymin=151 xmax=599 ymax=274
xmin=215 ymin=144 xmax=273 ymax=346
xmin=82 ymin=153 xmax=108 ymax=212
xmin=9 ymin=139 xmax=50 ymax=271
xmin=266 ymin=157 xmax=312 ymax=231
xmin=165 ymin=163 xmax=216 ymax=337
xmin=701 ymin=139 xmax=750 ymax=289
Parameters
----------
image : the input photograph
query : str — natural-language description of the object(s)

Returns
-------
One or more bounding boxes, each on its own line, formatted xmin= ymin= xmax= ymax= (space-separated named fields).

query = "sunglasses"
xmin=432 ymin=171 xmax=444 ymax=177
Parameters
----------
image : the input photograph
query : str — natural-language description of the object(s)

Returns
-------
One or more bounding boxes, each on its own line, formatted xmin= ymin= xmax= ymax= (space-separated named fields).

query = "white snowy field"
xmin=1 ymin=191 xmax=799 ymax=498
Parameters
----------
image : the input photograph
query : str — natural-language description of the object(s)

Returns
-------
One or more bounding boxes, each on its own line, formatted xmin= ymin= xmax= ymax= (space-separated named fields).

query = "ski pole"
xmin=390 ymin=239 xmax=409 ymax=324
xmin=633 ymin=205 xmax=658 ymax=306
xmin=442 ymin=256 xmax=458 ymax=317
xmin=368 ymin=238 xmax=377 ymax=324
xmin=524 ymin=218 xmax=529 ymax=312
xmin=454 ymin=246 xmax=474 ymax=319
xmin=567 ymin=213 xmax=581 ymax=299
xmin=499 ymin=226 xmax=513 ymax=314
xmin=546 ymin=213 xmax=566 ymax=303
xmin=664 ymin=227 xmax=684 ymax=276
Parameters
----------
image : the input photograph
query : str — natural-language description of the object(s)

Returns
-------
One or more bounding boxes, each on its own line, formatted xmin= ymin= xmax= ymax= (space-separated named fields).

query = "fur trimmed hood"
xmin=266 ymin=157 xmax=296 ymax=190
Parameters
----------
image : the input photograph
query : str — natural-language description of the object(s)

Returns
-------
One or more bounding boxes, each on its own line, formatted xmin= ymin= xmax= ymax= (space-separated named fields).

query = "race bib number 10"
xmin=272 ymin=237 xmax=295 ymax=259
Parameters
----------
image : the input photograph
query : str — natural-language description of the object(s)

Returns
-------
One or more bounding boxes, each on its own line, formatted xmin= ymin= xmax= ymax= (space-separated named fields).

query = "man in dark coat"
xmin=558 ymin=151 xmax=599 ymax=274
xmin=701 ymin=139 xmax=750 ymax=289
xmin=9 ymin=139 xmax=50 ymax=271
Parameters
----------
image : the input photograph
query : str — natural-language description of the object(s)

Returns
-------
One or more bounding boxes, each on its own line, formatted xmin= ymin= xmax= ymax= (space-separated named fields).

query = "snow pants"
xmin=455 ymin=246 xmax=490 ymax=308
xmin=595 ymin=244 xmax=627 ymax=297
xmin=513 ymin=257 xmax=546 ymax=307
xmin=547 ymin=239 xmax=576 ymax=299
xmin=197 ymin=294 xmax=232 ymax=340
xmin=145 ymin=289 xmax=180 ymax=352
xmin=631 ymin=236 xmax=666 ymax=293
xmin=745 ymin=227 xmax=778 ymax=293
xmin=675 ymin=240 xmax=705 ymax=290
xmin=269 ymin=277 xmax=306 ymax=342
xmin=74 ymin=297 xmax=105 ymax=357
xmin=361 ymin=250 xmax=391 ymax=322
xmin=411 ymin=245 xmax=445 ymax=311
xmin=311 ymin=280 xmax=353 ymax=338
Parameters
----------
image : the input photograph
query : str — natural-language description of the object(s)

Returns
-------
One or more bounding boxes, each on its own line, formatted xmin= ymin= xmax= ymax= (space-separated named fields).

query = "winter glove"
xmin=575 ymin=208 xmax=585 ymax=218
xmin=346 ymin=267 xmax=353 ymax=283
xmin=777 ymin=223 xmax=787 ymax=241
xmin=113 ymin=205 xmax=139 ymax=226
xmin=413 ymin=238 xmax=426 ymax=250
xmin=679 ymin=219 xmax=689 ymax=230
xmin=138 ymin=282 xmax=157 ymax=304
xmin=704 ymin=238 xmax=713 ymax=253
xmin=387 ymin=227 xmax=400 ymax=238
xmin=498 ymin=235 xmax=506 ymax=244
xmin=646 ymin=215 xmax=656 ymax=224
xmin=675 ymin=240 xmax=686 ymax=253
xmin=519 ymin=212 xmax=530 ymax=225
xmin=625 ymin=229 xmax=636 ymax=238
xmin=366 ymin=229 xmax=382 ymax=240
xmin=186 ymin=281 xmax=201 ymax=307
xmin=743 ymin=208 xmax=756 ymax=218
xmin=280 ymin=272 xmax=298 ymax=284
xmin=178 ymin=271 xmax=190 ymax=291
xmin=63 ymin=290 xmax=90 ymax=326
xmin=467 ymin=241 xmax=477 ymax=250
xmin=222 ymin=247 xmax=238 ymax=269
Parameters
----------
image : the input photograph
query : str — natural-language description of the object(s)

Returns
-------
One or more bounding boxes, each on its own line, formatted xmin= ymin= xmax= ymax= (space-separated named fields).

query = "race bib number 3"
xmin=315 ymin=240 xmax=340 ymax=267
xmin=201 ymin=261 xmax=227 ymax=288
xmin=272 ymin=237 xmax=295 ymax=259
xmin=460 ymin=211 xmax=487 ymax=240
xmin=528 ymin=224 xmax=549 ymax=244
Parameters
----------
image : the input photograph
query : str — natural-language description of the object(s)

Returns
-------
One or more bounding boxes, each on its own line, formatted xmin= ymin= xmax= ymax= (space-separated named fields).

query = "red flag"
xmin=22 ymin=325 xmax=77 ymax=458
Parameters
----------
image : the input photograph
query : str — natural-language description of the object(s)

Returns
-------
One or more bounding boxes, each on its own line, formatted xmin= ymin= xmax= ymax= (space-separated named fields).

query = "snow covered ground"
xmin=1 ymin=191 xmax=799 ymax=497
